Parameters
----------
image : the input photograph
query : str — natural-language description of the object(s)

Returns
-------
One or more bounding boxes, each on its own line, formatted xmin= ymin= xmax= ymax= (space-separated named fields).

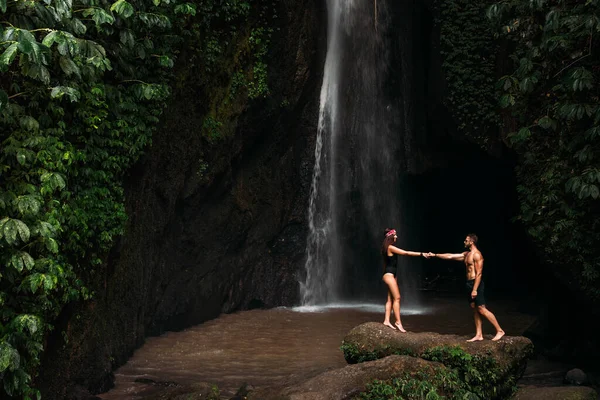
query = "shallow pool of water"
xmin=98 ymin=293 xmax=536 ymax=399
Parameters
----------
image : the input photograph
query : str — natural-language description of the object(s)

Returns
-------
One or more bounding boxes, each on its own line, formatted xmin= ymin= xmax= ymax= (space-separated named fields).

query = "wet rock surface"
xmin=246 ymin=355 xmax=445 ymax=400
xmin=342 ymin=322 xmax=533 ymax=372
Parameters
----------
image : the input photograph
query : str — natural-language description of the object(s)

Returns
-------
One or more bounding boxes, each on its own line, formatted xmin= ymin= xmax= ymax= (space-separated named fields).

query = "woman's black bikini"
xmin=384 ymin=253 xmax=397 ymax=276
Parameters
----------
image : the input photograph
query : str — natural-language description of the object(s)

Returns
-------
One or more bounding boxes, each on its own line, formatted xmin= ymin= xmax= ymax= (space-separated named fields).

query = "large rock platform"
xmin=342 ymin=322 xmax=533 ymax=368
xmin=339 ymin=322 xmax=534 ymax=399
xmin=247 ymin=355 xmax=448 ymax=400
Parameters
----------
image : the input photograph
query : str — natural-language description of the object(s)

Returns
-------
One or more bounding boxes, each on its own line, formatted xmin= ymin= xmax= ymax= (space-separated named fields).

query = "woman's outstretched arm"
xmin=389 ymin=245 xmax=426 ymax=257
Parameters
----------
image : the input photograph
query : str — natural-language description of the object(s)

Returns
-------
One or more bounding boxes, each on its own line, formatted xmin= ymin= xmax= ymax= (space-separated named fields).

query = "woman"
xmin=381 ymin=228 xmax=426 ymax=332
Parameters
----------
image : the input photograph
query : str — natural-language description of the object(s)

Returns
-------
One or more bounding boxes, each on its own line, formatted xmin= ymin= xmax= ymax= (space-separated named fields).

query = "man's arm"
xmin=432 ymin=252 xmax=466 ymax=261
xmin=471 ymin=252 xmax=484 ymax=297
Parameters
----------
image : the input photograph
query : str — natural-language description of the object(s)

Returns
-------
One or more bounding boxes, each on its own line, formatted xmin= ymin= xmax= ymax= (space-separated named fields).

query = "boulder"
xmin=565 ymin=368 xmax=589 ymax=385
xmin=247 ymin=355 xmax=448 ymax=400
xmin=144 ymin=382 xmax=221 ymax=400
xmin=340 ymin=322 xmax=534 ymax=399
xmin=513 ymin=385 xmax=598 ymax=400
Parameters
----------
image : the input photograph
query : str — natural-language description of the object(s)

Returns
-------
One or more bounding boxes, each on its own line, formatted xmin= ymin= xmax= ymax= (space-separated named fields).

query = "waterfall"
xmin=300 ymin=0 xmax=420 ymax=306
xmin=299 ymin=0 xmax=345 ymax=305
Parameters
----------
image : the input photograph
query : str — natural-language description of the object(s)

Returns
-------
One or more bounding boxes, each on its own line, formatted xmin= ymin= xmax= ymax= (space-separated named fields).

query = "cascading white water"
xmin=300 ymin=0 xmax=420 ymax=306
xmin=299 ymin=0 xmax=348 ymax=305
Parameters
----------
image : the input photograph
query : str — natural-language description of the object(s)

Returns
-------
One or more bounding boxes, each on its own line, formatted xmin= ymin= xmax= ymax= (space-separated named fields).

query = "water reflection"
xmin=98 ymin=294 xmax=535 ymax=399
xmin=291 ymin=302 xmax=430 ymax=314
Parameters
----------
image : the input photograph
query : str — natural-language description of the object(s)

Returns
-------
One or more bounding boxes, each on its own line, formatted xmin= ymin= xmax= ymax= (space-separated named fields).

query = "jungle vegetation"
xmin=1 ymin=0 xmax=598 ymax=398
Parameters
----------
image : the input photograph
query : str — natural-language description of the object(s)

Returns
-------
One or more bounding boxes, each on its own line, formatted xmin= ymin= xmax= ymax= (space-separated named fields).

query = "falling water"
xmin=301 ymin=0 xmax=419 ymax=306
xmin=299 ymin=0 xmax=346 ymax=305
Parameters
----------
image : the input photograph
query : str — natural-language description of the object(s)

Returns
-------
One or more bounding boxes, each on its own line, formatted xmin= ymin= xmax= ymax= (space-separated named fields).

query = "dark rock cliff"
xmin=36 ymin=0 xmax=326 ymax=397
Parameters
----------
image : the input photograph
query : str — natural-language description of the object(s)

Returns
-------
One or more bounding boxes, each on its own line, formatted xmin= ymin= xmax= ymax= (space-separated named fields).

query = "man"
xmin=428 ymin=234 xmax=505 ymax=341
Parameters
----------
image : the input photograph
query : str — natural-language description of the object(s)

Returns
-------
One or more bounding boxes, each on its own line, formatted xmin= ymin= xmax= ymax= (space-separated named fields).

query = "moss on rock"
xmin=342 ymin=322 xmax=534 ymax=399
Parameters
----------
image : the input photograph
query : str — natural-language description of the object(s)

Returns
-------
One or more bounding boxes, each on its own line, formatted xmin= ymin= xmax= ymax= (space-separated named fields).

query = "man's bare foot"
xmin=492 ymin=330 xmax=505 ymax=341
xmin=395 ymin=322 xmax=406 ymax=333
xmin=466 ymin=336 xmax=483 ymax=342
xmin=383 ymin=322 xmax=396 ymax=330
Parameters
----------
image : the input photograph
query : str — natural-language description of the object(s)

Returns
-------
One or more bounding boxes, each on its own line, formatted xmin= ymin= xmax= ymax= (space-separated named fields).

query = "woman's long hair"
xmin=381 ymin=228 xmax=396 ymax=272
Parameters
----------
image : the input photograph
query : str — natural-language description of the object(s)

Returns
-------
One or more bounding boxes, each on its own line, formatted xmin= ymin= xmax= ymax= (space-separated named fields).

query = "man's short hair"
xmin=467 ymin=233 xmax=478 ymax=244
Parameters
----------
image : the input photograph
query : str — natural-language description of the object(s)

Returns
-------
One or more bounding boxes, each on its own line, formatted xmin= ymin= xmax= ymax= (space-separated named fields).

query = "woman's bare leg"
xmin=383 ymin=289 xmax=394 ymax=329
xmin=383 ymin=274 xmax=405 ymax=332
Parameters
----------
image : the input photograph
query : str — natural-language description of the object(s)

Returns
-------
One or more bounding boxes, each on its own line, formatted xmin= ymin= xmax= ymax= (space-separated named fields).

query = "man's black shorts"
xmin=466 ymin=279 xmax=486 ymax=307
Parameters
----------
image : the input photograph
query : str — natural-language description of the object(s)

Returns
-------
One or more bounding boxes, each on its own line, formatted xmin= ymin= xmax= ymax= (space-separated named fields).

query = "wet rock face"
xmin=37 ymin=0 xmax=326 ymax=398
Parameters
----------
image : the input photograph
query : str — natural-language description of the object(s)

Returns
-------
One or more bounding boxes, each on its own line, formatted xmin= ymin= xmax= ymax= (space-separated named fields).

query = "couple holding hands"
xmin=381 ymin=228 xmax=505 ymax=342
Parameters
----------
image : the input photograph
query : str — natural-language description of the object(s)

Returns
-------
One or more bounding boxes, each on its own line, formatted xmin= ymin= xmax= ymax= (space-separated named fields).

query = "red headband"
xmin=386 ymin=229 xmax=396 ymax=237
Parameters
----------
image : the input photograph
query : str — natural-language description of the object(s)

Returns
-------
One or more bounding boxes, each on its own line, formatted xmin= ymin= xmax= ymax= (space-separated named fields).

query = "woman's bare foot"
xmin=466 ymin=335 xmax=483 ymax=342
xmin=383 ymin=322 xmax=396 ymax=330
xmin=492 ymin=330 xmax=505 ymax=341
xmin=395 ymin=322 xmax=406 ymax=333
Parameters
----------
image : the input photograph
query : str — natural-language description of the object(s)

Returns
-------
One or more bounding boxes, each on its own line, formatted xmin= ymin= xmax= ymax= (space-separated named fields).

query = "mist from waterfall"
xmin=300 ymin=0 xmax=419 ymax=306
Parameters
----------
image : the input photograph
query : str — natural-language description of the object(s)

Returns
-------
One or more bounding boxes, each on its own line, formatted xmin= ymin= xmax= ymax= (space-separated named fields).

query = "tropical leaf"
xmin=158 ymin=55 xmax=173 ymax=67
xmin=27 ymin=273 xmax=45 ymax=293
xmin=15 ymin=195 xmax=41 ymax=216
xmin=0 ymin=43 xmax=19 ymax=67
xmin=35 ymin=221 xmax=57 ymax=238
xmin=70 ymin=18 xmax=87 ymax=35
xmin=59 ymin=56 xmax=81 ymax=78
xmin=50 ymin=86 xmax=81 ymax=102
xmin=14 ymin=315 xmax=41 ymax=335
xmin=8 ymin=251 xmax=35 ymax=272
xmin=40 ymin=171 xmax=67 ymax=193
xmin=174 ymin=3 xmax=196 ymax=16
xmin=45 ymin=237 xmax=59 ymax=253
xmin=81 ymin=7 xmax=115 ymax=27
xmin=16 ymin=149 xmax=29 ymax=166
xmin=499 ymin=93 xmax=515 ymax=108
xmin=53 ymin=0 xmax=73 ymax=19
xmin=0 ymin=191 xmax=16 ymax=210
xmin=0 ymin=218 xmax=31 ymax=245
xmin=41 ymin=30 xmax=59 ymax=47
xmin=138 ymin=12 xmax=171 ymax=28
xmin=19 ymin=116 xmax=39 ymax=132
xmin=119 ymin=29 xmax=135 ymax=47
xmin=16 ymin=29 xmax=45 ymax=65
xmin=110 ymin=0 xmax=134 ymax=18
xmin=0 ymin=341 xmax=20 ymax=373
xmin=537 ymin=116 xmax=556 ymax=130
xmin=43 ymin=273 xmax=57 ymax=290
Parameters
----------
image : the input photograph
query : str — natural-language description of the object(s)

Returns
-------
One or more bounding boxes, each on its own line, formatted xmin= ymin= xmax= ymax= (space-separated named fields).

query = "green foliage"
xmin=488 ymin=0 xmax=600 ymax=302
xmin=179 ymin=1 xmax=276 ymax=142
xmin=340 ymin=342 xmax=417 ymax=364
xmin=209 ymin=384 xmax=220 ymax=399
xmin=0 ymin=0 xmax=275 ymax=397
xmin=435 ymin=0 xmax=499 ymax=148
xmin=356 ymin=366 xmax=477 ymax=400
xmin=0 ymin=0 xmax=186 ymax=396
xmin=346 ymin=344 xmax=514 ymax=399
xmin=422 ymin=346 xmax=510 ymax=399
xmin=203 ymin=116 xmax=224 ymax=141
xmin=247 ymin=26 xmax=272 ymax=99
xmin=341 ymin=342 xmax=382 ymax=364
